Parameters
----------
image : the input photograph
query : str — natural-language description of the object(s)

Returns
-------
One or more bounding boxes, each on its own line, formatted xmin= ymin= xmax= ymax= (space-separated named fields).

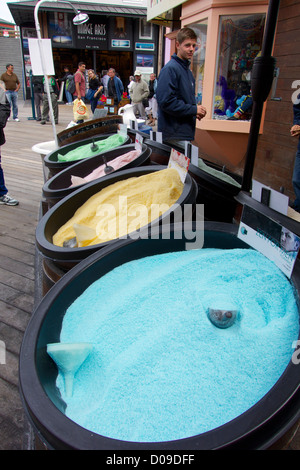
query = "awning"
xmin=147 ymin=0 xmax=186 ymax=24
xmin=8 ymin=0 xmax=147 ymax=26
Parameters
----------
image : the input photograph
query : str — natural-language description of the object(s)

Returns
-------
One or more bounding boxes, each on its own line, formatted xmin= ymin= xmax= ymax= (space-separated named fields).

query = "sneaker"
xmin=0 ymin=193 xmax=19 ymax=206
xmin=14 ymin=118 xmax=20 ymax=122
xmin=40 ymin=121 xmax=46 ymax=125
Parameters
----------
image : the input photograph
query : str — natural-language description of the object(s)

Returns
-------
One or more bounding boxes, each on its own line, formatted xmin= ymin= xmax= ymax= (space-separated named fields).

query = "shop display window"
xmin=213 ymin=13 xmax=265 ymax=121
xmin=189 ymin=19 xmax=208 ymax=105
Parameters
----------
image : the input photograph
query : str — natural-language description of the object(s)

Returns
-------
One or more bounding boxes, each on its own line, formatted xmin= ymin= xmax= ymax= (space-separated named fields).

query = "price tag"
xmin=185 ymin=142 xmax=199 ymax=165
xmin=135 ymin=132 xmax=143 ymax=151
xmin=168 ymin=148 xmax=190 ymax=183
xmin=150 ymin=130 xmax=163 ymax=143
xmin=118 ymin=123 xmax=128 ymax=136
xmin=130 ymin=119 xmax=138 ymax=130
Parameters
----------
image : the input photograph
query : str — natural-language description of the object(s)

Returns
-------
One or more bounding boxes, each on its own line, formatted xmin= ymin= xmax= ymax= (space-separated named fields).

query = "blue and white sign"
xmin=135 ymin=42 xmax=155 ymax=51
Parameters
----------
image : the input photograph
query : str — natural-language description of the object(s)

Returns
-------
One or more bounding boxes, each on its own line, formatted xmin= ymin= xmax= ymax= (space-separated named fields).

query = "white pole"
xmin=34 ymin=0 xmax=59 ymax=147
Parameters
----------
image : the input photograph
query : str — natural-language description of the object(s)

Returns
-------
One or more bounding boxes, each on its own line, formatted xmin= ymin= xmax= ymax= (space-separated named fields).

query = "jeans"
xmin=6 ymin=90 xmax=18 ymax=119
xmin=0 ymin=151 xmax=8 ymax=197
xmin=91 ymin=96 xmax=99 ymax=114
xmin=292 ymin=139 xmax=300 ymax=212
xmin=65 ymin=90 xmax=73 ymax=104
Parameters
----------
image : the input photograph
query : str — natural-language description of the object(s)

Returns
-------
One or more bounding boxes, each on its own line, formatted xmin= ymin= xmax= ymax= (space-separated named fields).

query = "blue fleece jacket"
xmin=156 ymin=53 xmax=197 ymax=141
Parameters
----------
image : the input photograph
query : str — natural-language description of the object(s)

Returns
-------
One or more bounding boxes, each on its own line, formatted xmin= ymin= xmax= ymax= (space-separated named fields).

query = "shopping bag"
xmin=73 ymin=98 xmax=89 ymax=122
xmin=86 ymin=88 xmax=96 ymax=101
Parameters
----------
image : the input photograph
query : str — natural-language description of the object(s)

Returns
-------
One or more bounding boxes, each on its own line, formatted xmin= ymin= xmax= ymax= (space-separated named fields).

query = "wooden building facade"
xmin=254 ymin=0 xmax=300 ymax=202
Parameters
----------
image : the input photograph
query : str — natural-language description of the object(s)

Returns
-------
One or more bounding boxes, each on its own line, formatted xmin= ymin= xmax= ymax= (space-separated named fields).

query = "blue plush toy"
xmin=226 ymin=94 xmax=253 ymax=120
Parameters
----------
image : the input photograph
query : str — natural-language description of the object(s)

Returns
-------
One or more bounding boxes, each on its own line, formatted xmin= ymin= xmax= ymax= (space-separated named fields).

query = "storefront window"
xmin=213 ymin=14 xmax=265 ymax=120
xmin=189 ymin=20 xmax=208 ymax=105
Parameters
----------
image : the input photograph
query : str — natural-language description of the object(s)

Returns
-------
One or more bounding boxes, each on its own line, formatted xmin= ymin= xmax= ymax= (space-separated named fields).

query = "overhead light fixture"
xmin=72 ymin=11 xmax=89 ymax=25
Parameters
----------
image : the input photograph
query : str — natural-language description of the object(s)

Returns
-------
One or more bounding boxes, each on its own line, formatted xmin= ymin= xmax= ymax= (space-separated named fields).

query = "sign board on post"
xmin=28 ymin=38 xmax=55 ymax=76
xmin=252 ymin=180 xmax=289 ymax=215
xmin=238 ymin=204 xmax=300 ymax=278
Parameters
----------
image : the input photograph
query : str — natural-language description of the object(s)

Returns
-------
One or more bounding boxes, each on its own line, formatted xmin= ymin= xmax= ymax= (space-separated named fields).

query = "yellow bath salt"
xmin=52 ymin=168 xmax=184 ymax=247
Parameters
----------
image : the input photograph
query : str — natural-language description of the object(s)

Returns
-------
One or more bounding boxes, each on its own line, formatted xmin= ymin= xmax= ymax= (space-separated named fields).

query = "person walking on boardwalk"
xmin=0 ymin=81 xmax=19 ymax=206
xmin=0 ymin=64 xmax=20 ymax=122
xmin=74 ymin=62 xmax=87 ymax=102
xmin=107 ymin=68 xmax=124 ymax=106
xmin=40 ymin=75 xmax=59 ymax=125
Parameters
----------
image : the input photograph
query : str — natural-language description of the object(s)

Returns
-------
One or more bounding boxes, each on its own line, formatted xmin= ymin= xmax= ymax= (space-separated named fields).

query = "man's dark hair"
xmin=6 ymin=64 xmax=13 ymax=69
xmin=176 ymin=27 xmax=197 ymax=44
xmin=78 ymin=61 xmax=86 ymax=67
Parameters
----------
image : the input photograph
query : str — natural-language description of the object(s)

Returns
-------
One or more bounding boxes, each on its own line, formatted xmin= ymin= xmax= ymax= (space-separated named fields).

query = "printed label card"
xmin=168 ymin=148 xmax=190 ymax=183
xmin=238 ymin=204 xmax=300 ymax=278
xmin=135 ymin=132 xmax=143 ymax=152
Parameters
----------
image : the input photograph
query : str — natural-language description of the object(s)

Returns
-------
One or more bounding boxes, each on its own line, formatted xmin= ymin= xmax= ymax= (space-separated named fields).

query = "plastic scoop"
xmin=207 ymin=295 xmax=239 ymax=329
xmin=62 ymin=224 xmax=97 ymax=248
xmin=47 ymin=342 xmax=93 ymax=397
xmin=73 ymin=223 xmax=97 ymax=246
xmin=102 ymin=154 xmax=114 ymax=174
xmin=90 ymin=139 xmax=98 ymax=152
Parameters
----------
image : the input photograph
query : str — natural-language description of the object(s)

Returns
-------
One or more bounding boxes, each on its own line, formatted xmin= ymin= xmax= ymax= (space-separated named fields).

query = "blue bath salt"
xmin=57 ymin=248 xmax=299 ymax=442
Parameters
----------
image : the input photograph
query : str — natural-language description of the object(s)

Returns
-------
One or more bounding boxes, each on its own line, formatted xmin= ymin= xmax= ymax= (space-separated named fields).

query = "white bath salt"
xmin=56 ymin=248 xmax=299 ymax=442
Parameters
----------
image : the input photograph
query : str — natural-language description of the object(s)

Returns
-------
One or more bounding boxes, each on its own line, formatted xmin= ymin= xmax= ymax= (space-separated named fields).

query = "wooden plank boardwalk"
xmin=0 ymin=101 xmax=78 ymax=450
xmin=0 ymin=100 xmax=299 ymax=450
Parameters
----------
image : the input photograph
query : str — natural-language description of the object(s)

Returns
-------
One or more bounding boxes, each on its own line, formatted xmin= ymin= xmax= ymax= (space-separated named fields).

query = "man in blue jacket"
xmin=107 ymin=68 xmax=124 ymax=106
xmin=156 ymin=27 xmax=206 ymax=147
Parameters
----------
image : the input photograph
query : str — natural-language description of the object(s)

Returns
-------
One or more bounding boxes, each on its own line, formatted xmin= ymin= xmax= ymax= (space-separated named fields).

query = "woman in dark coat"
xmin=87 ymin=70 xmax=103 ymax=114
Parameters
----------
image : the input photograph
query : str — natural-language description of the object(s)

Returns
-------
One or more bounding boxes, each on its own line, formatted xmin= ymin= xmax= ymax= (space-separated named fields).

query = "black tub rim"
xmin=20 ymin=222 xmax=300 ymax=450
xmin=44 ymin=133 xmax=131 ymax=169
xmin=143 ymin=138 xmax=242 ymax=196
xmin=35 ymin=165 xmax=198 ymax=262
xmin=42 ymin=143 xmax=151 ymax=201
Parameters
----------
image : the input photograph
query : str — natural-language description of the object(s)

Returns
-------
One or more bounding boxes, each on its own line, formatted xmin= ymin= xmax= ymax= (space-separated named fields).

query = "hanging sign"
xmin=28 ymin=38 xmax=55 ymax=75
xmin=75 ymin=15 xmax=108 ymax=49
